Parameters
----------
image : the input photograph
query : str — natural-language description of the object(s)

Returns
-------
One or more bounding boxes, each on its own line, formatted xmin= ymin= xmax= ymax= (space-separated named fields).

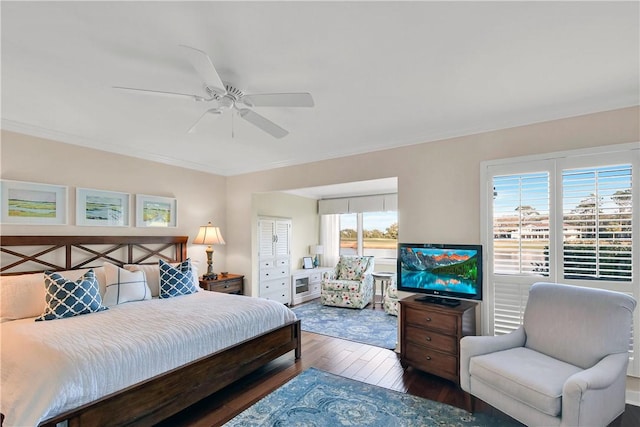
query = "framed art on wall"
xmin=135 ymin=194 xmax=177 ymax=228
xmin=76 ymin=188 xmax=130 ymax=226
xmin=0 ymin=179 xmax=68 ymax=225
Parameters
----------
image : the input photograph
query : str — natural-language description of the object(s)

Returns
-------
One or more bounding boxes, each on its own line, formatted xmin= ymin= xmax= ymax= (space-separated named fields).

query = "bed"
xmin=0 ymin=235 xmax=301 ymax=426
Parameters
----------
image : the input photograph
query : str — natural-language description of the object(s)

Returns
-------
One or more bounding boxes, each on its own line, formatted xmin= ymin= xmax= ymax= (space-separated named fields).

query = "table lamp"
xmin=193 ymin=221 xmax=225 ymax=280
xmin=310 ymin=245 xmax=324 ymax=267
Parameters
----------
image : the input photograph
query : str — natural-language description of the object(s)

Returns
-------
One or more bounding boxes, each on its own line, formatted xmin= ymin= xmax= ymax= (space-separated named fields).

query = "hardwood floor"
xmin=160 ymin=331 xmax=640 ymax=427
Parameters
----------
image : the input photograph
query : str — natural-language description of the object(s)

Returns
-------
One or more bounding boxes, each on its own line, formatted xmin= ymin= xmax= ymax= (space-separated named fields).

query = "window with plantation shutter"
xmin=493 ymin=172 xmax=550 ymax=277
xmin=562 ymin=165 xmax=633 ymax=281
xmin=482 ymin=144 xmax=639 ymax=377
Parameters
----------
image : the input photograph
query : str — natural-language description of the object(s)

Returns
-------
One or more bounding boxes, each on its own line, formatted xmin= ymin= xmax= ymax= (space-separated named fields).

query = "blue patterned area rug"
xmin=224 ymin=368 xmax=520 ymax=427
xmin=291 ymin=299 xmax=397 ymax=349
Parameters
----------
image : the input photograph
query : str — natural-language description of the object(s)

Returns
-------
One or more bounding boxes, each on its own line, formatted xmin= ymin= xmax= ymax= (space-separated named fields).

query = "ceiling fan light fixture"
xmin=218 ymin=96 xmax=234 ymax=110
xmin=115 ymin=45 xmax=313 ymax=139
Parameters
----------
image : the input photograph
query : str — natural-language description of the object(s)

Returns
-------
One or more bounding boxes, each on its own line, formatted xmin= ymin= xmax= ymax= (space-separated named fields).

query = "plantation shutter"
xmin=493 ymin=282 xmax=530 ymax=335
xmin=483 ymin=144 xmax=639 ymax=376
xmin=492 ymin=172 xmax=550 ymax=276
xmin=490 ymin=169 xmax=551 ymax=335
xmin=561 ymin=165 xmax=633 ymax=281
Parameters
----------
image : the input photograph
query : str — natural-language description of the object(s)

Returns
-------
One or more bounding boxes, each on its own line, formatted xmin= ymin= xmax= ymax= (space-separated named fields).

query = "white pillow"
xmin=0 ymin=267 xmax=107 ymax=321
xmin=124 ymin=260 xmax=199 ymax=297
xmin=103 ymin=262 xmax=152 ymax=306
xmin=0 ymin=272 xmax=46 ymax=322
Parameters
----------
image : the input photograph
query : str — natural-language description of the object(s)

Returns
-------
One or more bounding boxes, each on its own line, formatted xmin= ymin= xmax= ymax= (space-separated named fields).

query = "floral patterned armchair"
xmin=320 ymin=256 xmax=375 ymax=309
xmin=383 ymin=277 xmax=399 ymax=316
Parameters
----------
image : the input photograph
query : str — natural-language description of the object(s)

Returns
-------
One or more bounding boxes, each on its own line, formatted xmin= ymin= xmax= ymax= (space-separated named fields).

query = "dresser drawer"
xmin=259 ymin=267 xmax=289 ymax=281
xmin=199 ymin=274 xmax=244 ymax=295
xmin=262 ymin=291 xmax=290 ymax=305
xmin=404 ymin=325 xmax=457 ymax=354
xmin=260 ymin=260 xmax=274 ymax=269
xmin=309 ymin=271 xmax=322 ymax=282
xmin=404 ymin=305 xmax=458 ymax=333
xmin=275 ymin=258 xmax=289 ymax=267
xmin=404 ymin=342 xmax=458 ymax=381
xmin=260 ymin=278 xmax=289 ymax=294
xmin=207 ymin=279 xmax=241 ymax=294
xmin=260 ymin=278 xmax=290 ymax=305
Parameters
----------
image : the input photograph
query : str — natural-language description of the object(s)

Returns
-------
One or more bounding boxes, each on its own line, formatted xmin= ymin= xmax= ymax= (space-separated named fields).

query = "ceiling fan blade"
xmin=241 ymin=93 xmax=314 ymax=108
xmin=187 ymin=108 xmax=222 ymax=134
xmin=179 ymin=45 xmax=226 ymax=96
xmin=238 ymin=109 xmax=289 ymax=139
xmin=113 ymin=86 xmax=205 ymax=101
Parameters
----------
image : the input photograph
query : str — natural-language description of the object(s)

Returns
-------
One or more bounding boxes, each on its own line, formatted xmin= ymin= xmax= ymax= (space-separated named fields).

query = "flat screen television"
xmin=397 ymin=243 xmax=483 ymax=306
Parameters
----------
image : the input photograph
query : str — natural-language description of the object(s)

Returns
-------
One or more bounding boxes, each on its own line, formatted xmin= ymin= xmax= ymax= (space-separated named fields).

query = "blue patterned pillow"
xmin=159 ymin=259 xmax=197 ymax=298
xmin=36 ymin=269 xmax=108 ymax=321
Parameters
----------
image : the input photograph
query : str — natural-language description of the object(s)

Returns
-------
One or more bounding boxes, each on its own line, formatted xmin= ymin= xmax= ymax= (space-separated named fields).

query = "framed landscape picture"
xmin=135 ymin=194 xmax=177 ymax=228
xmin=76 ymin=188 xmax=130 ymax=226
xmin=1 ymin=180 xmax=68 ymax=225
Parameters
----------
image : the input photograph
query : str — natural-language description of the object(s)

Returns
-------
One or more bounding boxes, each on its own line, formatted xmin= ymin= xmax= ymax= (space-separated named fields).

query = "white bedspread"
xmin=0 ymin=292 xmax=297 ymax=426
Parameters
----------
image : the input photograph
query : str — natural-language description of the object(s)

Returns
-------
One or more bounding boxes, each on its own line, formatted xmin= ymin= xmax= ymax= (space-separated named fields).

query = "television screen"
xmin=397 ymin=243 xmax=483 ymax=305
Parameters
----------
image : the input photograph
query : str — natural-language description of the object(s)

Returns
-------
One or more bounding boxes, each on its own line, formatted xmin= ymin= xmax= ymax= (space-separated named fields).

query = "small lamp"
xmin=193 ymin=222 xmax=225 ymax=280
xmin=310 ymin=245 xmax=324 ymax=268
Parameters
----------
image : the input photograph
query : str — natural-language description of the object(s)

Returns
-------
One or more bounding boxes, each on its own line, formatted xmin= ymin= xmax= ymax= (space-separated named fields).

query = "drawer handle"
xmin=426 ymin=356 xmax=432 ymax=361
xmin=224 ymin=284 xmax=229 ymax=288
xmin=425 ymin=336 xmax=432 ymax=342
xmin=426 ymin=317 xmax=432 ymax=322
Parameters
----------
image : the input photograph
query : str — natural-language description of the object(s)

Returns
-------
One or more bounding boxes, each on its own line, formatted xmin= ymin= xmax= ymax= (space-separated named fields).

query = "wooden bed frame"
xmin=0 ymin=235 xmax=301 ymax=426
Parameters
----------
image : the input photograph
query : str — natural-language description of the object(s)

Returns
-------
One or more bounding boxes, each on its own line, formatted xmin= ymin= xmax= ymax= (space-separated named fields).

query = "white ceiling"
xmin=1 ymin=1 xmax=638 ymax=178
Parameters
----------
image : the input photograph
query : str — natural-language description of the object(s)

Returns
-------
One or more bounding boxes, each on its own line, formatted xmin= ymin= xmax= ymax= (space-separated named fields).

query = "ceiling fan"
xmin=114 ymin=45 xmax=314 ymax=138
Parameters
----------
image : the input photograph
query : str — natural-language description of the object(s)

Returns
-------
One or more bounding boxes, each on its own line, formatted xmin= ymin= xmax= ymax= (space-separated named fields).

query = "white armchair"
xmin=460 ymin=282 xmax=636 ymax=427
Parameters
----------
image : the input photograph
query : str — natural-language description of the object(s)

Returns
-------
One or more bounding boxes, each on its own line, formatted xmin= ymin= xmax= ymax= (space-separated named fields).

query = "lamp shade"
xmin=310 ymin=245 xmax=324 ymax=255
xmin=194 ymin=222 xmax=226 ymax=245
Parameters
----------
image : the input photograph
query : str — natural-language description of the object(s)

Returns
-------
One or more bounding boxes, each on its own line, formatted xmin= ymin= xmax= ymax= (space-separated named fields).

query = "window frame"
xmin=339 ymin=211 xmax=398 ymax=263
xmin=481 ymin=142 xmax=639 ymax=376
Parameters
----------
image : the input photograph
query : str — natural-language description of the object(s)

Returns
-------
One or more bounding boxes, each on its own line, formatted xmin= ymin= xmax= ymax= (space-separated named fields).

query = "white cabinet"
xmin=258 ymin=217 xmax=291 ymax=305
xmin=291 ymin=267 xmax=333 ymax=305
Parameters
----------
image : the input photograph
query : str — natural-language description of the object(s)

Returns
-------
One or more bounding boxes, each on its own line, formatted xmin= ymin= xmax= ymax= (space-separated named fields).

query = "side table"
xmin=371 ymin=272 xmax=395 ymax=309
xmin=199 ymin=273 xmax=244 ymax=295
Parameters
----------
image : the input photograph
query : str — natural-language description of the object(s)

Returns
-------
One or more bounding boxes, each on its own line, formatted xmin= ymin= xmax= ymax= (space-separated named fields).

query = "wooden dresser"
xmin=199 ymin=274 xmax=244 ymax=295
xmin=399 ymin=295 xmax=476 ymax=384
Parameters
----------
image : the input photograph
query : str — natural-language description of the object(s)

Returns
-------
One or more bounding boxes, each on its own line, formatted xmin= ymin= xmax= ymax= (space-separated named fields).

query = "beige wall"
xmin=0 ymin=130 xmax=227 ymax=272
xmin=252 ymin=191 xmax=319 ymax=270
xmin=2 ymin=106 xmax=639 ymax=290
xmin=226 ymin=106 xmax=640 ymax=294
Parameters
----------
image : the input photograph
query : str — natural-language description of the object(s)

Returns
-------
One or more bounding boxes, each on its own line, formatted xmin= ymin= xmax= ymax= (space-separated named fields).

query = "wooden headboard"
xmin=0 ymin=235 xmax=188 ymax=276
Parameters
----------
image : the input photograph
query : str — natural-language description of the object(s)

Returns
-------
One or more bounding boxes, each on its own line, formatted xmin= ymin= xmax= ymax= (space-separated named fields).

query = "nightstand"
xmin=199 ymin=274 xmax=244 ymax=295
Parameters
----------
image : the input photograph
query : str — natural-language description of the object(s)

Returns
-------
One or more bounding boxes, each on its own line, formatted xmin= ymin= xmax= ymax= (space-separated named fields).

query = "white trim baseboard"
xmin=627 ymin=388 xmax=640 ymax=407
